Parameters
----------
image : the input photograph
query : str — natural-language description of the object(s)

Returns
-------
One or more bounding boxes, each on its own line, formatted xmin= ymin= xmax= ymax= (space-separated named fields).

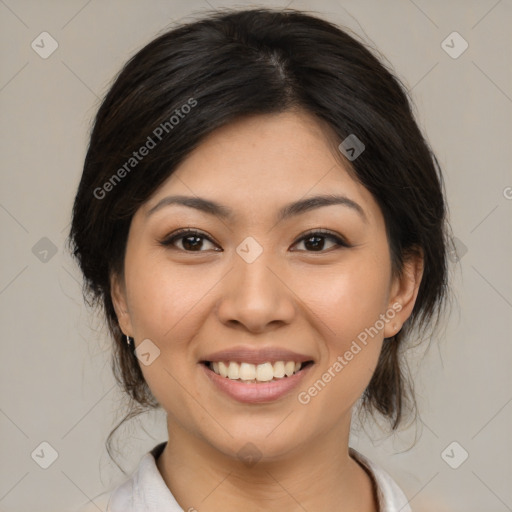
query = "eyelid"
xmin=159 ymin=228 xmax=221 ymax=250
xmin=292 ymin=228 xmax=350 ymax=250
xmin=159 ymin=228 xmax=350 ymax=251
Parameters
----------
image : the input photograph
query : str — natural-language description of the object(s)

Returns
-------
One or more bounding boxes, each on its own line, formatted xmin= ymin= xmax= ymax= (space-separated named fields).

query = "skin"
xmin=111 ymin=110 xmax=423 ymax=512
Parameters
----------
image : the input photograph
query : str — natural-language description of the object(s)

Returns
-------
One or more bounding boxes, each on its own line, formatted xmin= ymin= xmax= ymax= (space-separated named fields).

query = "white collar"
xmin=90 ymin=442 xmax=412 ymax=512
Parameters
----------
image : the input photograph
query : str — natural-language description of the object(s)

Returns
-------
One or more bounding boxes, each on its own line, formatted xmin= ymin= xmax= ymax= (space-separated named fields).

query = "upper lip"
xmin=200 ymin=346 xmax=315 ymax=365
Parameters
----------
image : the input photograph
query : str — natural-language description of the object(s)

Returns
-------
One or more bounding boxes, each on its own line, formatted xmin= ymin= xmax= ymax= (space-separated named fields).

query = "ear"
xmin=110 ymin=271 xmax=134 ymax=337
xmin=383 ymin=248 xmax=424 ymax=338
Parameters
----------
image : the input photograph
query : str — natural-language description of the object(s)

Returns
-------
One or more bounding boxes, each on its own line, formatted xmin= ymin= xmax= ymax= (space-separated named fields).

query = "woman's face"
xmin=112 ymin=110 xmax=421 ymax=461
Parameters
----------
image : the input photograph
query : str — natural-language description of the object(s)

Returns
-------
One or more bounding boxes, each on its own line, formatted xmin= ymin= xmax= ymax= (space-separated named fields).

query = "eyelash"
xmin=159 ymin=228 xmax=350 ymax=253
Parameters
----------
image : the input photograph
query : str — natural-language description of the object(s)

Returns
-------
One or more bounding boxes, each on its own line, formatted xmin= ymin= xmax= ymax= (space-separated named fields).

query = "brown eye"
xmin=292 ymin=230 xmax=349 ymax=252
xmin=160 ymin=229 xmax=220 ymax=252
xmin=160 ymin=228 xmax=349 ymax=253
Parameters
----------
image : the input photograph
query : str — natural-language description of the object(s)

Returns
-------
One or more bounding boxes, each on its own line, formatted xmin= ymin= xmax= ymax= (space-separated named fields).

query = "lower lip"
xmin=201 ymin=363 xmax=314 ymax=404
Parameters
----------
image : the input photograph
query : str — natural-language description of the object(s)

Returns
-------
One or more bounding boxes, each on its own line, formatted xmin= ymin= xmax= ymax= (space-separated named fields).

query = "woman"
xmin=70 ymin=7 xmax=449 ymax=511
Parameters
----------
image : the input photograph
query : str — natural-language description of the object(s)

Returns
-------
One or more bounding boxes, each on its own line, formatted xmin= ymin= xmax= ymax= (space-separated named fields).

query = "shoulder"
xmin=349 ymin=448 xmax=412 ymax=512
xmin=75 ymin=490 xmax=113 ymax=512
xmin=75 ymin=442 xmax=167 ymax=512
xmin=75 ymin=477 xmax=134 ymax=512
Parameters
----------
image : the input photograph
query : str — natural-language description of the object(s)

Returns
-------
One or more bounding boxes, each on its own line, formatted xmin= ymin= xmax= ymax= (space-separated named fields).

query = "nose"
xmin=215 ymin=249 xmax=296 ymax=333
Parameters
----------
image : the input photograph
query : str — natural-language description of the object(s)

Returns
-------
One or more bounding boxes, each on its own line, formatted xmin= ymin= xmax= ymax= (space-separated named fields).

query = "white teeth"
xmin=239 ymin=362 xmax=256 ymax=380
xmin=256 ymin=362 xmax=274 ymax=382
xmin=218 ymin=361 xmax=228 ymax=377
xmin=284 ymin=361 xmax=295 ymax=377
xmin=209 ymin=360 xmax=306 ymax=382
xmin=227 ymin=361 xmax=239 ymax=380
xmin=273 ymin=361 xmax=285 ymax=378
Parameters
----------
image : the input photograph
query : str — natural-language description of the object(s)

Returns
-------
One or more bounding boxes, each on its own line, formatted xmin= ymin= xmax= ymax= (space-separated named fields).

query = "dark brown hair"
xmin=68 ymin=7 xmax=450 ymax=469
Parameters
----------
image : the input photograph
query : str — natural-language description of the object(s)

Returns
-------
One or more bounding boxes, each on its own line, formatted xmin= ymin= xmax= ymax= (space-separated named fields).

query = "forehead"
xmin=142 ymin=111 xmax=381 ymax=226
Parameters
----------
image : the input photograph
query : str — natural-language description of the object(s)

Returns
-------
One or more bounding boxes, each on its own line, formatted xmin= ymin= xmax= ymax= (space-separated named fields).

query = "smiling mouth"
xmin=202 ymin=360 xmax=315 ymax=383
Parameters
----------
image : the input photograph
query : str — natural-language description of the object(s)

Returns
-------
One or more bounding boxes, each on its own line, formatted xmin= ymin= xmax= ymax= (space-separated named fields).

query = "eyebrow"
xmin=146 ymin=193 xmax=367 ymax=224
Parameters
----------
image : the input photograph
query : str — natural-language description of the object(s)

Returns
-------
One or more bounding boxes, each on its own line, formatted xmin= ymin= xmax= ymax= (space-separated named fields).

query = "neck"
xmin=156 ymin=416 xmax=378 ymax=512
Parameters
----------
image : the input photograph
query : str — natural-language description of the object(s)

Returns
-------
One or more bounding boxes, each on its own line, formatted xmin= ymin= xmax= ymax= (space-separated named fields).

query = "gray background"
xmin=0 ymin=0 xmax=511 ymax=511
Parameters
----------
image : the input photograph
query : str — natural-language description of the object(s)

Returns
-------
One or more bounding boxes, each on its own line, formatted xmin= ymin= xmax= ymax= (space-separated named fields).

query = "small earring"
xmin=126 ymin=335 xmax=133 ymax=348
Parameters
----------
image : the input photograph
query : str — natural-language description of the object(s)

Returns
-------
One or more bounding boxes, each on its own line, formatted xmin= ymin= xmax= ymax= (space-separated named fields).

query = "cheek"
xmin=291 ymin=253 xmax=390 ymax=405
xmin=123 ymin=256 xmax=213 ymax=412
xmin=122 ymin=254 xmax=223 ymax=398
xmin=294 ymin=255 xmax=391 ymax=346
xmin=124 ymin=251 xmax=211 ymax=341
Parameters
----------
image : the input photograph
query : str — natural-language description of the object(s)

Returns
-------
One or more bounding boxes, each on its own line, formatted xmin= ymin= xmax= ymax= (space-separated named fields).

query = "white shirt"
xmin=78 ymin=442 xmax=412 ymax=512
